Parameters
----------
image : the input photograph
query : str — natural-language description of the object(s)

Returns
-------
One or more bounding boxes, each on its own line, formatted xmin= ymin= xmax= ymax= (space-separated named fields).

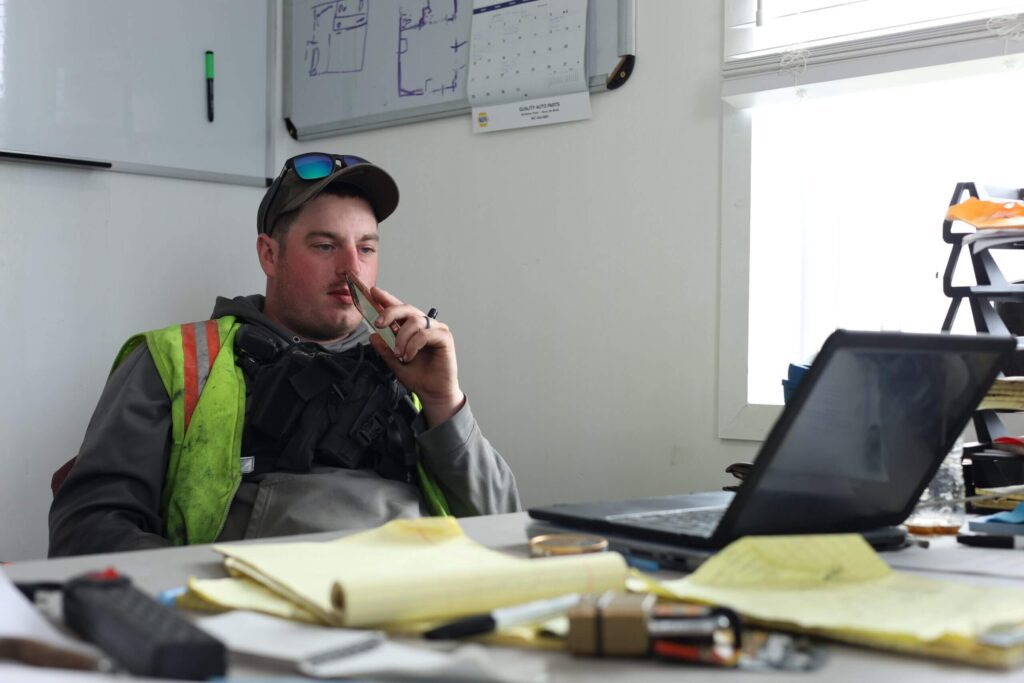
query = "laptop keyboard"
xmin=608 ymin=506 xmax=727 ymax=538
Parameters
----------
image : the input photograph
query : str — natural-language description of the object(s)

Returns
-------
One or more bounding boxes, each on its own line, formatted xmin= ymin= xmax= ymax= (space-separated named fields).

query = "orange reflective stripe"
xmin=183 ymin=320 xmax=224 ymax=432
xmin=181 ymin=323 xmax=199 ymax=430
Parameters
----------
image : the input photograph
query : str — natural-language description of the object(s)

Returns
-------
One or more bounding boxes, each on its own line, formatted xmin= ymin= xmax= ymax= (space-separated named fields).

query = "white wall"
xmin=0 ymin=2 xmax=759 ymax=561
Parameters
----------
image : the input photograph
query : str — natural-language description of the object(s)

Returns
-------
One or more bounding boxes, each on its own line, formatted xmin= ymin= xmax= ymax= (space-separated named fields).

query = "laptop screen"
xmin=729 ymin=336 xmax=1010 ymax=536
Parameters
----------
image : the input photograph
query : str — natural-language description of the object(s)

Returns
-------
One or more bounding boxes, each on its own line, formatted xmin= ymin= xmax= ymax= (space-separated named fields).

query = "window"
xmin=718 ymin=1 xmax=1024 ymax=440
xmin=726 ymin=0 xmax=1024 ymax=61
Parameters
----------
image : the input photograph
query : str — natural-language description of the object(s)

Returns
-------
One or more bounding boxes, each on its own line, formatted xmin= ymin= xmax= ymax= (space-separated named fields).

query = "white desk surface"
xmin=5 ymin=512 xmax=1024 ymax=682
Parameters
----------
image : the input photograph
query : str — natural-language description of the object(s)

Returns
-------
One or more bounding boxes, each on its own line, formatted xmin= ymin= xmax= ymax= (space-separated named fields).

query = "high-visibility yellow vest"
xmin=113 ymin=316 xmax=449 ymax=546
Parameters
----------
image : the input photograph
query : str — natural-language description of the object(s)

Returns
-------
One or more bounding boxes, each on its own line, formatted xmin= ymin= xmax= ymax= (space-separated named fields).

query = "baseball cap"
xmin=257 ymin=153 xmax=400 ymax=236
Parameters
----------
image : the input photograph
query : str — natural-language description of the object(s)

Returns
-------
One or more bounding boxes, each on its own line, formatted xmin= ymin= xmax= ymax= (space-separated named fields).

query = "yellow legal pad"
xmin=644 ymin=534 xmax=1024 ymax=668
xmin=974 ymin=484 xmax=1024 ymax=511
xmin=978 ymin=377 xmax=1024 ymax=412
xmin=183 ymin=517 xmax=627 ymax=631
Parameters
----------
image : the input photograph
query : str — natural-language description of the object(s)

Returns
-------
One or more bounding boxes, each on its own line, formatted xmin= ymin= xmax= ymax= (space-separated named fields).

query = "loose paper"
xmin=658 ymin=534 xmax=1024 ymax=642
xmin=198 ymin=611 xmax=545 ymax=682
xmin=0 ymin=569 xmax=96 ymax=664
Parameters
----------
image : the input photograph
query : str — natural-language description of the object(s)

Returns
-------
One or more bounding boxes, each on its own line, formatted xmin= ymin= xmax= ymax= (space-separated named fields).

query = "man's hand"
xmin=368 ymin=287 xmax=466 ymax=427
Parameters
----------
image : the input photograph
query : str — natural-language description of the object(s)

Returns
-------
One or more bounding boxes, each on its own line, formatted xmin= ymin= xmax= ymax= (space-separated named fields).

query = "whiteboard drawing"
xmin=397 ymin=1 xmax=466 ymax=98
xmin=306 ymin=0 xmax=369 ymax=77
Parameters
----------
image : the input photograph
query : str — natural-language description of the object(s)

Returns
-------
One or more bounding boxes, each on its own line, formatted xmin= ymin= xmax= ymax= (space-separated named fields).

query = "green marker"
xmin=205 ymin=51 xmax=215 ymax=122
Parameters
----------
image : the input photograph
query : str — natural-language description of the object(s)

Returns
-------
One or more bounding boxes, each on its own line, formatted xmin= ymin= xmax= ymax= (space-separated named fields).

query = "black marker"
xmin=205 ymin=51 xmax=215 ymax=122
xmin=957 ymin=533 xmax=1024 ymax=549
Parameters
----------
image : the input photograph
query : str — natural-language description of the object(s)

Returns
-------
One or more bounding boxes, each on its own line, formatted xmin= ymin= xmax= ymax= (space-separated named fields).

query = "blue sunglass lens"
xmin=340 ymin=155 xmax=369 ymax=167
xmin=292 ymin=154 xmax=335 ymax=180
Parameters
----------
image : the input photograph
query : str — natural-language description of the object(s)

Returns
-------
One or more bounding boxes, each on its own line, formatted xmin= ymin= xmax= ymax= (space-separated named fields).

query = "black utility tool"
xmin=62 ymin=569 xmax=226 ymax=680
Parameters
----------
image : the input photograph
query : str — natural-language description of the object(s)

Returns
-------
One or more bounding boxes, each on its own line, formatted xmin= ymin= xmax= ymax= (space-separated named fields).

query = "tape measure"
xmin=528 ymin=533 xmax=609 ymax=558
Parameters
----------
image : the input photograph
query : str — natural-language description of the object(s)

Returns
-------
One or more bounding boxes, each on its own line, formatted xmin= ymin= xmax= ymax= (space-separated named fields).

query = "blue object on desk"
xmin=966 ymin=503 xmax=1024 ymax=536
xmin=781 ymin=363 xmax=810 ymax=405
xmin=985 ymin=502 xmax=1024 ymax=524
xmin=623 ymin=555 xmax=659 ymax=572
xmin=157 ymin=586 xmax=186 ymax=606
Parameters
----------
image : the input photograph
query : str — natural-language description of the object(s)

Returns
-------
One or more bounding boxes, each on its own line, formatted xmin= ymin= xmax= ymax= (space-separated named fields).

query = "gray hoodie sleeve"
xmin=48 ymin=345 xmax=173 ymax=557
xmin=416 ymin=401 xmax=522 ymax=516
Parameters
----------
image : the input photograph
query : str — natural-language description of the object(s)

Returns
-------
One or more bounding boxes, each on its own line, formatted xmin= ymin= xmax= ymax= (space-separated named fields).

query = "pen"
xmin=205 ymin=51 xmax=215 ymax=122
xmin=957 ymin=533 xmax=1024 ymax=549
xmin=423 ymin=592 xmax=581 ymax=640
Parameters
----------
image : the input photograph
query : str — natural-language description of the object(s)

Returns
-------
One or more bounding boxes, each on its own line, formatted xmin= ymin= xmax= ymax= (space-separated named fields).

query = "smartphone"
xmin=345 ymin=271 xmax=399 ymax=351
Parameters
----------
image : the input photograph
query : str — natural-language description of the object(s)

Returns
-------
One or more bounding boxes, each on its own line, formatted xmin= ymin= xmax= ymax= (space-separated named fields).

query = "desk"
xmin=4 ymin=513 xmax=1023 ymax=682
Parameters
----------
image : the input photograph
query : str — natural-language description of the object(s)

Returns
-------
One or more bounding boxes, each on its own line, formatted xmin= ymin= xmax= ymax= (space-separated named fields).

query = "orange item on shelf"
xmin=946 ymin=197 xmax=1024 ymax=230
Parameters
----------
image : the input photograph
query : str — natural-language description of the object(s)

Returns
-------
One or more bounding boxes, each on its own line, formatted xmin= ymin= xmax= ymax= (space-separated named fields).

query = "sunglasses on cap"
xmin=259 ymin=152 xmax=371 ymax=236
xmin=287 ymin=152 xmax=369 ymax=180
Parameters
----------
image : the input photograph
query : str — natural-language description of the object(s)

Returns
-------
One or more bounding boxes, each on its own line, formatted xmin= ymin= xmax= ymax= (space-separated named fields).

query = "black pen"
xmin=205 ymin=51 xmax=215 ymax=122
xmin=957 ymin=533 xmax=1024 ymax=549
xmin=423 ymin=593 xmax=581 ymax=640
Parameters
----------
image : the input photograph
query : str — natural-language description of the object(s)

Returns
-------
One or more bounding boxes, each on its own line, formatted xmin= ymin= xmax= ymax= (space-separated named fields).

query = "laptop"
xmin=529 ymin=330 xmax=1014 ymax=567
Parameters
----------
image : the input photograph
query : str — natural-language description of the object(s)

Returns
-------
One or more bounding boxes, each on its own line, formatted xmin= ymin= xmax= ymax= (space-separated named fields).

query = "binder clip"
xmin=566 ymin=592 xmax=741 ymax=667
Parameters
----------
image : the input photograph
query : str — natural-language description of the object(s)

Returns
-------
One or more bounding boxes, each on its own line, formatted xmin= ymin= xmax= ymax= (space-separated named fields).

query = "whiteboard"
xmin=283 ymin=0 xmax=634 ymax=139
xmin=0 ymin=0 xmax=273 ymax=186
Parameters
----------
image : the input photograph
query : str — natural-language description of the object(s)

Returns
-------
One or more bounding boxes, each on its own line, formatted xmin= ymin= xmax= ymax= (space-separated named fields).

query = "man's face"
xmin=259 ymin=193 xmax=380 ymax=342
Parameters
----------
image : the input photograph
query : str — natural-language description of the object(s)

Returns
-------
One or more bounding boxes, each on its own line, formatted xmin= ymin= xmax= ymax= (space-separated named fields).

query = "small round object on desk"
xmin=528 ymin=533 xmax=609 ymax=558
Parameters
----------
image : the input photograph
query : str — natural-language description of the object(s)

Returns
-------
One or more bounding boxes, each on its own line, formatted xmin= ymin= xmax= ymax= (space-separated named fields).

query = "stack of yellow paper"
xmin=974 ymin=484 xmax=1024 ymax=512
xmin=978 ymin=377 xmax=1024 ymax=411
xmin=183 ymin=517 xmax=627 ymax=634
xmin=645 ymin=535 xmax=1024 ymax=668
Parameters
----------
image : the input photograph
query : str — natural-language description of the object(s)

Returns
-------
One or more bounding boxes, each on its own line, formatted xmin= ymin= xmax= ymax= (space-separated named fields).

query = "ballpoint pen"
xmin=423 ymin=593 xmax=582 ymax=640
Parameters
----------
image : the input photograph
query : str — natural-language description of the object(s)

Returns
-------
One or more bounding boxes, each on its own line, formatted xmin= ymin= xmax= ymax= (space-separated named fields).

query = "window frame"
xmin=725 ymin=0 xmax=1024 ymax=63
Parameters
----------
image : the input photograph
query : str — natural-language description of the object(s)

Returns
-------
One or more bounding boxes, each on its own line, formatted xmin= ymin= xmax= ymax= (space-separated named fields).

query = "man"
xmin=49 ymin=153 xmax=521 ymax=557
